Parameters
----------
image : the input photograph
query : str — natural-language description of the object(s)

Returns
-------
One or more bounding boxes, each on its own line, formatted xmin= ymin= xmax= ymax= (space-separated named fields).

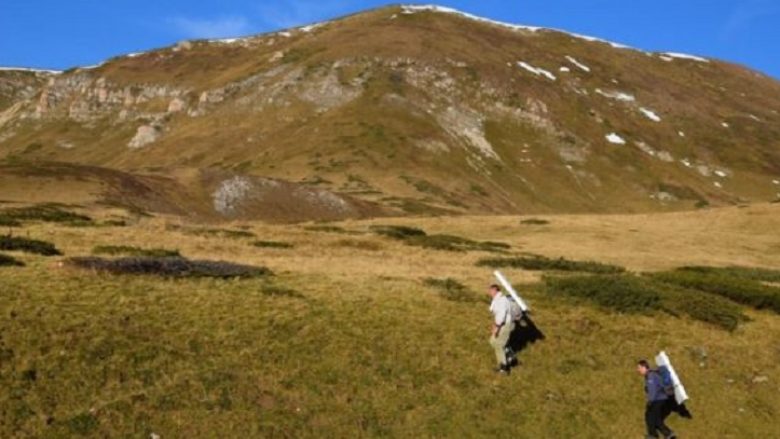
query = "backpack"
xmin=656 ymin=366 xmax=675 ymax=396
xmin=507 ymin=296 xmax=524 ymax=322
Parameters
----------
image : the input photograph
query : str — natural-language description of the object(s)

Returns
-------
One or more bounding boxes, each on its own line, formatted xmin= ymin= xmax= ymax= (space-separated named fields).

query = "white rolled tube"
xmin=655 ymin=351 xmax=689 ymax=404
xmin=494 ymin=270 xmax=530 ymax=313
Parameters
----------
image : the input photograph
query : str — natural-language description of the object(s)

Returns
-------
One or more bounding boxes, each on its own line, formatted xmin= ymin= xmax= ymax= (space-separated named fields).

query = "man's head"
xmin=637 ymin=359 xmax=651 ymax=376
xmin=488 ymin=284 xmax=501 ymax=297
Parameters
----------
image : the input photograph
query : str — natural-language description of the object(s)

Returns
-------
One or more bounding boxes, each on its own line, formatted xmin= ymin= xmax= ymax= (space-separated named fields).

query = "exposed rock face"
xmin=128 ymin=125 xmax=161 ymax=148
xmin=167 ymin=98 xmax=186 ymax=113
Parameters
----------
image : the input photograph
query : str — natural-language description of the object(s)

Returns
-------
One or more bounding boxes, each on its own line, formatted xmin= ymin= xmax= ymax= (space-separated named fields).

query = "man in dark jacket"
xmin=637 ymin=359 xmax=677 ymax=439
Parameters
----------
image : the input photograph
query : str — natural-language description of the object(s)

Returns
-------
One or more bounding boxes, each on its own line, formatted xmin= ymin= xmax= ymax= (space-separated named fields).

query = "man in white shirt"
xmin=488 ymin=284 xmax=515 ymax=374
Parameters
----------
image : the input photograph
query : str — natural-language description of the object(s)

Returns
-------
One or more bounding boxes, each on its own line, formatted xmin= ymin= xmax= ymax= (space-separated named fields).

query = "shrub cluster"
xmin=0 ymin=253 xmax=24 ymax=267
xmin=92 ymin=245 xmax=181 ymax=258
xmin=303 ymin=225 xmax=353 ymax=234
xmin=520 ymin=218 xmax=550 ymax=225
xmin=67 ymin=256 xmax=271 ymax=279
xmin=423 ymin=278 xmax=481 ymax=302
xmin=651 ymin=270 xmax=780 ymax=314
xmin=252 ymin=240 xmax=294 ymax=249
xmin=544 ymin=273 xmax=749 ymax=330
xmin=0 ymin=204 xmax=93 ymax=226
xmin=477 ymin=255 xmax=625 ymax=274
xmin=371 ymin=225 xmax=510 ymax=252
xmin=167 ymin=224 xmax=256 ymax=239
xmin=676 ymin=266 xmax=780 ymax=283
xmin=0 ymin=235 xmax=62 ymax=256
xmin=545 ymin=275 xmax=662 ymax=313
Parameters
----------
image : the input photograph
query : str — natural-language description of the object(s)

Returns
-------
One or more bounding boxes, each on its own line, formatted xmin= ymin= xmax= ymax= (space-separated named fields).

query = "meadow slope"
xmin=1 ymin=203 xmax=779 ymax=437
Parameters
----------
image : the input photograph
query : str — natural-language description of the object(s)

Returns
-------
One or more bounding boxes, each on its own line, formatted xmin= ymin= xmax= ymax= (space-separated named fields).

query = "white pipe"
xmin=494 ymin=270 xmax=530 ymax=313
xmin=655 ymin=351 xmax=689 ymax=404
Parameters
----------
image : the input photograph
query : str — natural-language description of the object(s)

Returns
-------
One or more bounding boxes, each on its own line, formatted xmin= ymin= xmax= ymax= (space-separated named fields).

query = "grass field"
xmin=1 ymin=203 xmax=779 ymax=437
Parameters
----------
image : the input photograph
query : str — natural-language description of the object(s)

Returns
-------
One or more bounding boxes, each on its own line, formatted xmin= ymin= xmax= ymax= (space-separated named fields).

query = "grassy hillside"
xmin=1 ymin=202 xmax=779 ymax=437
xmin=1 ymin=5 xmax=780 ymax=220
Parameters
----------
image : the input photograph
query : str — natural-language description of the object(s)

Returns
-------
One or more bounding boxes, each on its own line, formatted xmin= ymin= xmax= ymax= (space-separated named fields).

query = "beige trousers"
xmin=489 ymin=320 xmax=515 ymax=365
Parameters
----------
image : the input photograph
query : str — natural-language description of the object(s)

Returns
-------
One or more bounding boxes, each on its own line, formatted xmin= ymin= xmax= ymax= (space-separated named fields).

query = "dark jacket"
xmin=645 ymin=370 xmax=669 ymax=403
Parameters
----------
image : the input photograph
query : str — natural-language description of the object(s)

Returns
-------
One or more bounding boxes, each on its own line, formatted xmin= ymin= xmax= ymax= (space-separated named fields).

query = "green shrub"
xmin=92 ymin=245 xmax=181 ymax=258
xmin=303 ymin=225 xmax=351 ymax=234
xmin=545 ymin=275 xmax=661 ymax=313
xmin=478 ymin=255 xmax=624 ymax=274
xmin=168 ymin=225 xmax=256 ymax=239
xmin=372 ymin=226 xmax=509 ymax=252
xmin=520 ymin=218 xmax=550 ymax=225
xmin=0 ymin=235 xmax=62 ymax=256
xmin=369 ymin=225 xmax=426 ymax=239
xmin=252 ymin=240 xmax=294 ymax=249
xmin=67 ymin=256 xmax=271 ymax=279
xmin=0 ymin=204 xmax=92 ymax=225
xmin=424 ymin=278 xmax=480 ymax=302
xmin=0 ymin=216 xmax=22 ymax=227
xmin=660 ymin=287 xmax=746 ymax=331
xmin=676 ymin=266 xmax=780 ymax=283
xmin=545 ymin=273 xmax=748 ymax=330
xmin=0 ymin=253 xmax=24 ymax=267
xmin=650 ymin=271 xmax=780 ymax=313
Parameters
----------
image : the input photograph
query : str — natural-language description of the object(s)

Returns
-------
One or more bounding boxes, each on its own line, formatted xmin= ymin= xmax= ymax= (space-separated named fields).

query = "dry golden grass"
xmin=1 ymin=203 xmax=779 ymax=437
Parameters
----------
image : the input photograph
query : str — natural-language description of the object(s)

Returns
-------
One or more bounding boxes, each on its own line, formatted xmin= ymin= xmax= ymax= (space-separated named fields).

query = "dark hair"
xmin=489 ymin=284 xmax=501 ymax=291
xmin=637 ymin=359 xmax=650 ymax=368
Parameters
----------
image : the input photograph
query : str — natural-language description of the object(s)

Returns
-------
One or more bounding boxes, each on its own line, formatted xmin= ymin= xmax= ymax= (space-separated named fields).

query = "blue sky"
xmin=2 ymin=1 xmax=779 ymax=78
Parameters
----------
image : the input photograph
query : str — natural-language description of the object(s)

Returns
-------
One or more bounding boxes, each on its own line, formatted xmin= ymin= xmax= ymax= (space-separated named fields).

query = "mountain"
xmin=2 ymin=4 xmax=780 ymax=221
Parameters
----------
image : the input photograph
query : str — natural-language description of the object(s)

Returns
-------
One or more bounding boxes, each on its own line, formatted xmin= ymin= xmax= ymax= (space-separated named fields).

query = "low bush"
xmin=371 ymin=225 xmax=509 ymax=252
xmin=545 ymin=274 xmax=748 ymax=330
xmin=303 ymin=225 xmax=352 ymax=234
xmin=67 ymin=256 xmax=271 ymax=279
xmin=423 ymin=278 xmax=480 ymax=302
xmin=252 ymin=240 xmax=294 ymax=249
xmin=660 ymin=287 xmax=746 ymax=331
xmin=545 ymin=275 xmax=661 ymax=313
xmin=477 ymin=255 xmax=624 ymax=274
xmin=0 ymin=204 xmax=93 ymax=225
xmin=520 ymin=218 xmax=550 ymax=225
xmin=369 ymin=225 xmax=427 ymax=239
xmin=676 ymin=266 xmax=780 ymax=283
xmin=650 ymin=270 xmax=780 ymax=314
xmin=166 ymin=224 xmax=256 ymax=239
xmin=0 ymin=216 xmax=22 ymax=227
xmin=0 ymin=253 xmax=24 ymax=267
xmin=0 ymin=235 xmax=62 ymax=256
xmin=92 ymin=245 xmax=181 ymax=258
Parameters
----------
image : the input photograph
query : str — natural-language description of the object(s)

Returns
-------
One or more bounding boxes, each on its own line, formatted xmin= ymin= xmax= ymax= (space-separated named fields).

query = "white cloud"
xmin=170 ymin=16 xmax=250 ymax=39
xmin=256 ymin=0 xmax=356 ymax=29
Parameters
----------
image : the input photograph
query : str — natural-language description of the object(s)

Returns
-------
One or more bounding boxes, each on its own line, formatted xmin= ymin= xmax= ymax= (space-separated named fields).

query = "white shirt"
xmin=489 ymin=294 xmax=510 ymax=326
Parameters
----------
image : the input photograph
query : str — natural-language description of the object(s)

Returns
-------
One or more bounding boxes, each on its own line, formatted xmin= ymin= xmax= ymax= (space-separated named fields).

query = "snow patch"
xmin=662 ymin=52 xmax=709 ymax=63
xmin=680 ymin=159 xmax=692 ymax=168
xmin=714 ymin=181 xmax=722 ymax=188
xmin=595 ymin=88 xmax=635 ymax=102
xmin=605 ymin=133 xmax=626 ymax=145
xmin=678 ymin=131 xmax=686 ymax=137
xmin=772 ymin=179 xmax=780 ymax=185
xmin=714 ymin=170 xmax=728 ymax=178
xmin=0 ymin=66 xmax=62 ymax=74
xmin=399 ymin=5 xmax=637 ymax=51
xmin=559 ymin=66 xmax=571 ymax=72
xmin=721 ymin=122 xmax=730 ymax=128
xmin=517 ymin=61 xmax=556 ymax=81
xmin=565 ymin=55 xmax=591 ymax=72
xmin=639 ymin=107 xmax=661 ymax=122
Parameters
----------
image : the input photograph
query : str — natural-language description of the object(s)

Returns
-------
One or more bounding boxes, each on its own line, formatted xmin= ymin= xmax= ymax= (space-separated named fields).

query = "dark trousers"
xmin=645 ymin=400 xmax=674 ymax=438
